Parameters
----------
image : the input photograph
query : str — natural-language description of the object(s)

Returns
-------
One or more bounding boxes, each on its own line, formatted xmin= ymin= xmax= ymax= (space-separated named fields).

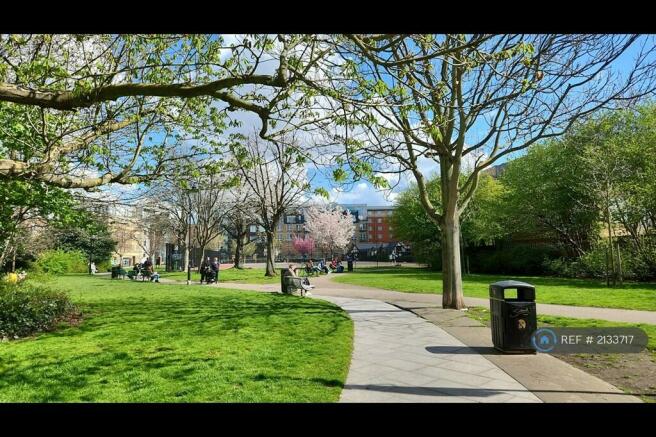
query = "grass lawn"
xmin=159 ymin=267 xmax=278 ymax=284
xmin=331 ymin=267 xmax=656 ymax=311
xmin=0 ymin=275 xmax=353 ymax=402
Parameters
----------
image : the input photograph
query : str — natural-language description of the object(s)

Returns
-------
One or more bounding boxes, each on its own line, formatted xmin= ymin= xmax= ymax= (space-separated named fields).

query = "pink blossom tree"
xmin=292 ymin=235 xmax=315 ymax=256
xmin=304 ymin=205 xmax=356 ymax=258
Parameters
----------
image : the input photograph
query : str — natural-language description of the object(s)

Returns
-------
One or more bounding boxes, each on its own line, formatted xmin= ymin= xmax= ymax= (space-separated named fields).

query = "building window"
xmin=360 ymin=232 xmax=367 ymax=242
xmin=377 ymin=218 xmax=382 ymax=223
xmin=378 ymin=234 xmax=383 ymax=240
xmin=250 ymin=225 xmax=257 ymax=233
xmin=377 ymin=226 xmax=383 ymax=231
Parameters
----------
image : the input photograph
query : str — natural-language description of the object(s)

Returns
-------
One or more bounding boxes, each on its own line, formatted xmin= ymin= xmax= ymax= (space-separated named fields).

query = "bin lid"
xmin=489 ymin=280 xmax=535 ymax=290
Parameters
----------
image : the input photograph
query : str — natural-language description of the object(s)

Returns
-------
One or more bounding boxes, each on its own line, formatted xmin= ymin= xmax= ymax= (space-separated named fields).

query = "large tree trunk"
xmin=265 ymin=231 xmax=276 ymax=276
xmin=441 ymin=211 xmax=465 ymax=309
xmin=197 ymin=245 xmax=206 ymax=273
xmin=234 ymin=233 xmax=245 ymax=269
xmin=606 ymin=191 xmax=616 ymax=287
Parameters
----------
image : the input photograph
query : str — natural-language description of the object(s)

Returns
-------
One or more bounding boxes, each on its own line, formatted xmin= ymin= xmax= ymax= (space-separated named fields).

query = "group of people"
xmin=132 ymin=257 xmax=160 ymax=282
xmin=303 ymin=257 xmax=344 ymax=275
xmin=200 ymin=256 xmax=220 ymax=284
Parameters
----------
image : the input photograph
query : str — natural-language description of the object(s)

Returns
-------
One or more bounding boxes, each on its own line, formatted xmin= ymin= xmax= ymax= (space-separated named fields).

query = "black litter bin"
xmin=347 ymin=260 xmax=354 ymax=272
xmin=489 ymin=280 xmax=537 ymax=353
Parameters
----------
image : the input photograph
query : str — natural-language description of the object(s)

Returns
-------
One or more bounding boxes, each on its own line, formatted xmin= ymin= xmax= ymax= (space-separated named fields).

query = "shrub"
xmin=543 ymin=242 xmax=656 ymax=280
xmin=468 ymin=244 xmax=561 ymax=275
xmin=0 ymin=282 xmax=78 ymax=340
xmin=33 ymin=249 xmax=88 ymax=275
xmin=96 ymin=259 xmax=112 ymax=272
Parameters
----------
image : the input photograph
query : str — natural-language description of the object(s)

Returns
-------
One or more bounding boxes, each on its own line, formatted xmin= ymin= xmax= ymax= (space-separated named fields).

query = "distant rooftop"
xmin=366 ymin=205 xmax=395 ymax=210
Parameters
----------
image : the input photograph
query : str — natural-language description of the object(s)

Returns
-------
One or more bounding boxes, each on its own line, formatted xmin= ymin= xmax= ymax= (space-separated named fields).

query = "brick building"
xmin=248 ymin=203 xmax=403 ymax=260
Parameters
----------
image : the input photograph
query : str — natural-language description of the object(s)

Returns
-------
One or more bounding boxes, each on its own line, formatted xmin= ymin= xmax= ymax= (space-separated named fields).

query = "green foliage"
xmin=391 ymin=173 xmax=506 ymax=269
xmin=468 ymin=244 xmax=561 ymax=276
xmin=0 ymin=281 xmax=77 ymax=339
xmin=33 ymin=250 xmax=87 ymax=275
xmin=544 ymin=239 xmax=656 ymax=280
xmin=390 ymin=178 xmax=440 ymax=267
xmin=0 ymin=178 xmax=82 ymax=269
xmin=52 ymin=211 xmax=117 ymax=265
xmin=499 ymin=139 xmax=600 ymax=257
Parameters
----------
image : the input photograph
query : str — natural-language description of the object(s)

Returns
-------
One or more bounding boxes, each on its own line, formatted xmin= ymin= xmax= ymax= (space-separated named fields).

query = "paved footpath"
xmin=320 ymin=296 xmax=541 ymax=403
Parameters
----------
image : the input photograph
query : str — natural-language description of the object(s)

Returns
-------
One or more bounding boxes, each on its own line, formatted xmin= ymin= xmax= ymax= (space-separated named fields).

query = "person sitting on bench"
xmin=289 ymin=263 xmax=314 ymax=297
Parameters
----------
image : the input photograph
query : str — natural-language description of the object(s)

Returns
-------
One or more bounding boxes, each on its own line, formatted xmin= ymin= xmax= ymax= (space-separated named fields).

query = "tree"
xmin=158 ymin=180 xmax=195 ymax=272
xmin=571 ymin=107 xmax=656 ymax=284
xmin=292 ymin=235 xmax=315 ymax=257
xmin=390 ymin=173 xmax=506 ymax=269
xmin=231 ymin=133 xmax=312 ymax=276
xmin=53 ymin=210 xmax=117 ymax=269
xmin=0 ymin=34 xmax=326 ymax=188
xmin=304 ymin=205 xmax=356 ymax=258
xmin=499 ymin=140 xmax=600 ymax=258
xmin=310 ymin=34 xmax=656 ymax=308
xmin=221 ymin=185 xmax=258 ymax=269
xmin=190 ymin=172 xmax=232 ymax=266
xmin=130 ymin=208 xmax=171 ymax=263
xmin=0 ymin=178 xmax=81 ymax=270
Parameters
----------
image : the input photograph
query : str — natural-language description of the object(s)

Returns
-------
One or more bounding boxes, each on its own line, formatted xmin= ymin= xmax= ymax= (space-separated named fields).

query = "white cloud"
xmin=326 ymin=181 xmax=399 ymax=206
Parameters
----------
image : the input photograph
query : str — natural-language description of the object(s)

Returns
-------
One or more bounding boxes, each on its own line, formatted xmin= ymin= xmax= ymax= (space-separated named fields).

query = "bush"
xmin=96 ymin=259 xmax=112 ymax=272
xmin=33 ymin=249 xmax=88 ymax=275
xmin=544 ymin=242 xmax=656 ymax=280
xmin=468 ymin=244 xmax=561 ymax=275
xmin=0 ymin=282 xmax=78 ymax=340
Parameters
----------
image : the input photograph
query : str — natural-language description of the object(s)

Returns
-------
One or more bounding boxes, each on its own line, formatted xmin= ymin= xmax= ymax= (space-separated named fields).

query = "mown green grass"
xmin=0 ymin=275 xmax=353 ymax=402
xmin=159 ymin=267 xmax=278 ymax=284
xmin=331 ymin=267 xmax=656 ymax=311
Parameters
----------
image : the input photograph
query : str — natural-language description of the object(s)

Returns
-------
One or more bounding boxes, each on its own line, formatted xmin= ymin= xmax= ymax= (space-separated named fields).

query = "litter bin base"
xmin=493 ymin=346 xmax=537 ymax=354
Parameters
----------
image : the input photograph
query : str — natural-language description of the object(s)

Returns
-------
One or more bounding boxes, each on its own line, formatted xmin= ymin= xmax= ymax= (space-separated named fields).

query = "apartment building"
xmin=247 ymin=203 xmax=401 ymax=260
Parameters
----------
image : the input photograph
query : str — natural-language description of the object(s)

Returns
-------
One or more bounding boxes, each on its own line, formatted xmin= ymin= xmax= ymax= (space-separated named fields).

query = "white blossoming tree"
xmin=304 ymin=205 xmax=356 ymax=258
